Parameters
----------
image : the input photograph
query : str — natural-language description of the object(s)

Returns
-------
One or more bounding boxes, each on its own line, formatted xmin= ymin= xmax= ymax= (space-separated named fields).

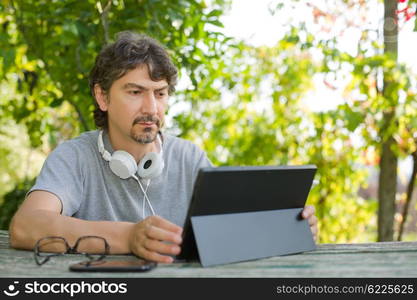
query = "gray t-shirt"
xmin=29 ymin=130 xmax=211 ymax=227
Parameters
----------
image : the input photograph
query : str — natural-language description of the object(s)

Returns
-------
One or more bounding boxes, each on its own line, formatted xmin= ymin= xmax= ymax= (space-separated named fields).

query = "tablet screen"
xmin=178 ymin=165 xmax=317 ymax=261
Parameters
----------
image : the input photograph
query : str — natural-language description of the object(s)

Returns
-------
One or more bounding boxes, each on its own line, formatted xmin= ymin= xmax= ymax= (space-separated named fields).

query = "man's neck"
xmin=106 ymin=127 xmax=158 ymax=163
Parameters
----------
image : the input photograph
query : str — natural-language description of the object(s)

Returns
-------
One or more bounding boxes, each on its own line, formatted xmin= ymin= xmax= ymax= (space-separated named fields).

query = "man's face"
xmin=98 ymin=65 xmax=169 ymax=144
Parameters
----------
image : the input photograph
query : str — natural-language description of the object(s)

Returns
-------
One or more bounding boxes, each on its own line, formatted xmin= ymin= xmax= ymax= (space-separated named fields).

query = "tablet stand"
xmin=190 ymin=208 xmax=316 ymax=267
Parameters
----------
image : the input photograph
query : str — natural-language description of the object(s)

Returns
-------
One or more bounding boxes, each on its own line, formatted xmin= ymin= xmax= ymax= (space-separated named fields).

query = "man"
xmin=9 ymin=31 xmax=318 ymax=263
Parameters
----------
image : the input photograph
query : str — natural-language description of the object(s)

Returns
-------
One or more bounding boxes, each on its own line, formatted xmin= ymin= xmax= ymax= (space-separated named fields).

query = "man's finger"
xmin=308 ymin=215 xmax=318 ymax=226
xmin=147 ymin=215 xmax=183 ymax=234
xmin=145 ymin=225 xmax=182 ymax=245
xmin=137 ymin=246 xmax=175 ymax=263
xmin=302 ymin=205 xmax=315 ymax=219
xmin=311 ymin=226 xmax=318 ymax=242
xmin=143 ymin=238 xmax=181 ymax=256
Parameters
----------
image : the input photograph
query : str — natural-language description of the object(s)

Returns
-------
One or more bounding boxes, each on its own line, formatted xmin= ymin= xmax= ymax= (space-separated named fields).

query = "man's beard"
xmin=130 ymin=115 xmax=162 ymax=144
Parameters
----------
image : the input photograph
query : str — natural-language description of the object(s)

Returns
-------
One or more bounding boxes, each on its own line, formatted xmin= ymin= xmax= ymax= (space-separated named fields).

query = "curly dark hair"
xmin=89 ymin=31 xmax=178 ymax=129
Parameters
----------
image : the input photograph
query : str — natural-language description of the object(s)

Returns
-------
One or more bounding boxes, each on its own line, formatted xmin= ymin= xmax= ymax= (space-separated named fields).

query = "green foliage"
xmin=319 ymin=38 xmax=417 ymax=159
xmin=0 ymin=0 xmax=233 ymax=145
xmin=0 ymin=178 xmax=35 ymax=230
xmin=310 ymin=0 xmax=417 ymax=241
xmin=306 ymin=111 xmax=378 ymax=242
xmin=176 ymin=24 xmax=379 ymax=243
xmin=0 ymin=120 xmax=46 ymax=199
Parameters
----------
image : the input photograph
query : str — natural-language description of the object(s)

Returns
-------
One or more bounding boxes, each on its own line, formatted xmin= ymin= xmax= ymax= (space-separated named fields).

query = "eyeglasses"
xmin=34 ymin=236 xmax=110 ymax=266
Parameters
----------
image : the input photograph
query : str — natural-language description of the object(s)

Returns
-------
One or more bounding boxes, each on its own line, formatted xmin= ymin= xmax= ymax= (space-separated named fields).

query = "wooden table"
xmin=1 ymin=230 xmax=417 ymax=278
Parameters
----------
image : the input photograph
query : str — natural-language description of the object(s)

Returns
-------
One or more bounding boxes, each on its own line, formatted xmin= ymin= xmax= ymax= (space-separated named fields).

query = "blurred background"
xmin=0 ymin=0 xmax=416 ymax=243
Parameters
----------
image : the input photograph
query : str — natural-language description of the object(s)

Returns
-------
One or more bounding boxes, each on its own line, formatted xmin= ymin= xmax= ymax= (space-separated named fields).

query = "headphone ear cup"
xmin=109 ymin=150 xmax=138 ymax=179
xmin=137 ymin=152 xmax=164 ymax=179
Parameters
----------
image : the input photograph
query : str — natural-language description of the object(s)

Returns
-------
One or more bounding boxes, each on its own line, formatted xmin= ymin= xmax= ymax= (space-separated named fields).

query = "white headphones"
xmin=97 ymin=130 xmax=164 ymax=180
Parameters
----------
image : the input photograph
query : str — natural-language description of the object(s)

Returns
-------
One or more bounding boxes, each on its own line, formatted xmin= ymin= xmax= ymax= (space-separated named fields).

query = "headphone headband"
xmin=97 ymin=131 xmax=112 ymax=161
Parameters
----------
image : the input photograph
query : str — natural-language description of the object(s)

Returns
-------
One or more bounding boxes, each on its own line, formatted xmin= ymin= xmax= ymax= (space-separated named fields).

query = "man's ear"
xmin=94 ymin=84 xmax=109 ymax=111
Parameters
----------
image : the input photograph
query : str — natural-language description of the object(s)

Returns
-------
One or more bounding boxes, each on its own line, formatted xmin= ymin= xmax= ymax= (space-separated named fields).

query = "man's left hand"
xmin=301 ymin=205 xmax=318 ymax=242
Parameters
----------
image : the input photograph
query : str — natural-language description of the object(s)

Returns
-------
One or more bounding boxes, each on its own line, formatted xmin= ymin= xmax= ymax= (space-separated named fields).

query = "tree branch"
xmin=10 ymin=0 xmax=90 ymax=132
xmin=397 ymin=150 xmax=417 ymax=241
xmin=100 ymin=0 xmax=112 ymax=44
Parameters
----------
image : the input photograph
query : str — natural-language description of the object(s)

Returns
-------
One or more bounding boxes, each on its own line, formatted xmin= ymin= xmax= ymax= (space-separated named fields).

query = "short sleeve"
xmin=191 ymin=150 xmax=213 ymax=184
xmin=28 ymin=141 xmax=85 ymax=216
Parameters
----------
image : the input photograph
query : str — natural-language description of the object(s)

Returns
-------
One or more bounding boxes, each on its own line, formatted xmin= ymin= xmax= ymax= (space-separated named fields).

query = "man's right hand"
xmin=128 ymin=215 xmax=183 ymax=263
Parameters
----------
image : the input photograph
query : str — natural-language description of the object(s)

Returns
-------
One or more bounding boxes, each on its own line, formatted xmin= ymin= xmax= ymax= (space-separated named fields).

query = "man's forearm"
xmin=9 ymin=209 xmax=135 ymax=254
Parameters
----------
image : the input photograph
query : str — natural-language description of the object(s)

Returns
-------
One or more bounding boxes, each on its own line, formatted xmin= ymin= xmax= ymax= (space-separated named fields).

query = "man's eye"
xmin=129 ymin=90 xmax=141 ymax=95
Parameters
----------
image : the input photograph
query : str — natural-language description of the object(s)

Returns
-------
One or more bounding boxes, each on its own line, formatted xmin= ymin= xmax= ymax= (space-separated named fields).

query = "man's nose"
xmin=141 ymin=92 xmax=157 ymax=115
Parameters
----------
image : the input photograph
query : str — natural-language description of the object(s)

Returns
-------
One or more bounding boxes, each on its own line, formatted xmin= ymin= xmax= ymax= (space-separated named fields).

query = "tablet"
xmin=178 ymin=165 xmax=317 ymax=262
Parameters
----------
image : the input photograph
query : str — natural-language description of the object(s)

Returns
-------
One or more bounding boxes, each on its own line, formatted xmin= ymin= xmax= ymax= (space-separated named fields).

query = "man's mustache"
xmin=133 ymin=115 xmax=161 ymax=127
